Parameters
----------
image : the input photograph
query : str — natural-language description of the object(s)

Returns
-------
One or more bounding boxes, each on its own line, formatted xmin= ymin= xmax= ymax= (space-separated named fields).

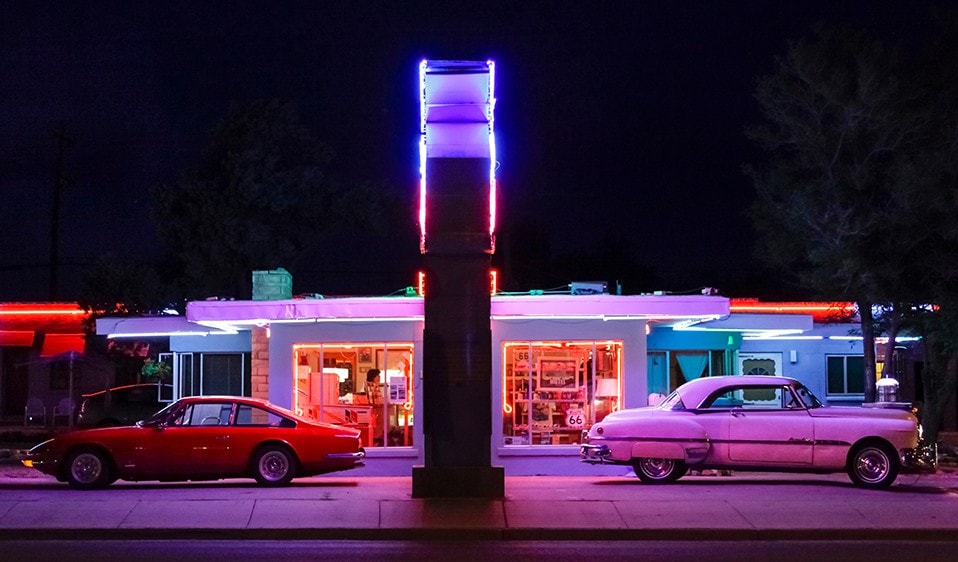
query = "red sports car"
xmin=24 ymin=395 xmax=365 ymax=489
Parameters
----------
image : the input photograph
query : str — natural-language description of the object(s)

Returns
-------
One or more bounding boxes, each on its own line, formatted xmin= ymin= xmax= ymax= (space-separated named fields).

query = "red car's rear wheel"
xmin=252 ymin=445 xmax=297 ymax=486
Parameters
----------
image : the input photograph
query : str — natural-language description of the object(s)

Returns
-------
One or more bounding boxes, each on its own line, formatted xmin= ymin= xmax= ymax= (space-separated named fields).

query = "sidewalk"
xmin=1 ymin=467 xmax=957 ymax=542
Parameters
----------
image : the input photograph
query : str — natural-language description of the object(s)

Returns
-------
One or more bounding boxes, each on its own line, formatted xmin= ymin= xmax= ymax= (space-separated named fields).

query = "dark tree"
xmin=152 ymin=99 xmax=392 ymax=300
xmin=745 ymin=26 xmax=929 ymax=402
xmin=78 ymin=255 xmax=176 ymax=318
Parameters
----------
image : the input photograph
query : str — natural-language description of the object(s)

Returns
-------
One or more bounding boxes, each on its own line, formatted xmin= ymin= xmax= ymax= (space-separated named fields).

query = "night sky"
xmin=0 ymin=1 xmax=938 ymax=302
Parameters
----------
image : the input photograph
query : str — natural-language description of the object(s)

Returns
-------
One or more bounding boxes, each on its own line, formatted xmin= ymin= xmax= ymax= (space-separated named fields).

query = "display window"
xmin=292 ymin=342 xmax=415 ymax=448
xmin=502 ymin=340 xmax=622 ymax=446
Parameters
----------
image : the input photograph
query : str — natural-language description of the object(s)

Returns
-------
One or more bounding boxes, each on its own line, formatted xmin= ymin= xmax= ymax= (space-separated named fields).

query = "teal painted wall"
xmin=647 ymin=328 xmax=740 ymax=351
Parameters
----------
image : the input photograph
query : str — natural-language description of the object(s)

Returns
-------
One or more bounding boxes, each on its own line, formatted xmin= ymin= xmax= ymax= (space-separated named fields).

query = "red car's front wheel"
xmin=64 ymin=448 xmax=114 ymax=490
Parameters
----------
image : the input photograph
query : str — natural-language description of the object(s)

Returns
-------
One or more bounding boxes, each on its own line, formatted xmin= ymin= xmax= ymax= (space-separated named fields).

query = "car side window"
xmin=172 ymin=403 xmax=234 ymax=426
xmin=127 ymin=387 xmax=152 ymax=403
xmin=235 ymin=404 xmax=293 ymax=428
xmin=740 ymin=386 xmax=790 ymax=409
xmin=703 ymin=386 xmax=790 ymax=410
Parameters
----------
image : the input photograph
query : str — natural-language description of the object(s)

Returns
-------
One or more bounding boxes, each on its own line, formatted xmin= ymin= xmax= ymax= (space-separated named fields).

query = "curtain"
xmin=647 ymin=353 xmax=669 ymax=395
xmin=676 ymin=352 xmax=708 ymax=382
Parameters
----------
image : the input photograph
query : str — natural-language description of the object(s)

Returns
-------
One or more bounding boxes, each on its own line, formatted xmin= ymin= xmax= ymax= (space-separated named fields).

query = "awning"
xmin=96 ymin=316 xmax=236 ymax=338
xmin=675 ymin=313 xmax=813 ymax=338
xmin=0 ymin=330 xmax=35 ymax=347
xmin=40 ymin=333 xmax=85 ymax=357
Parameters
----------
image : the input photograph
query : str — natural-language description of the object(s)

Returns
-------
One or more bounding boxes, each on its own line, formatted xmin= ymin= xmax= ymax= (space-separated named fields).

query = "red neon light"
xmin=0 ymin=303 xmax=85 ymax=316
xmin=416 ymin=270 xmax=499 ymax=297
xmin=729 ymin=299 xmax=856 ymax=321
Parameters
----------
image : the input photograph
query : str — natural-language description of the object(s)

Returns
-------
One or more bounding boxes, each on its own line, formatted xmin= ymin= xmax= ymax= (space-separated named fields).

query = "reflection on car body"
xmin=25 ymin=395 xmax=365 ymax=489
xmin=581 ymin=375 xmax=934 ymax=489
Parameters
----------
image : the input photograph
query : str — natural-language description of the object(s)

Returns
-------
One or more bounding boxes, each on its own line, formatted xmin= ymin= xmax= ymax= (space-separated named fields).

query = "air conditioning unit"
xmin=570 ymin=282 xmax=607 ymax=295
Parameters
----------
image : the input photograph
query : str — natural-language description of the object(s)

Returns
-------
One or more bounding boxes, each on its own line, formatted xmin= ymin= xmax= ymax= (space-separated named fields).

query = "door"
xmin=727 ymin=385 xmax=813 ymax=464
xmin=738 ymin=352 xmax=783 ymax=377
xmin=142 ymin=401 xmax=235 ymax=477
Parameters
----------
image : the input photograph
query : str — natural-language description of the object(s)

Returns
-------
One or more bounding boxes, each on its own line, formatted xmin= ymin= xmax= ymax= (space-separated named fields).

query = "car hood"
xmin=808 ymin=405 xmax=915 ymax=422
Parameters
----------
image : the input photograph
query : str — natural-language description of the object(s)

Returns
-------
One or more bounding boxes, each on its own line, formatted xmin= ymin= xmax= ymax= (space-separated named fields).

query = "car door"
xmin=727 ymin=385 xmax=813 ymax=465
xmin=144 ymin=401 xmax=236 ymax=477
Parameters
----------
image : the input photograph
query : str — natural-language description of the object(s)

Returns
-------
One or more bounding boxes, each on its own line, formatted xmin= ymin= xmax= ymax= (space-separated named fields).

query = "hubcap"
xmin=640 ymin=458 xmax=674 ymax=479
xmin=71 ymin=453 xmax=102 ymax=484
xmin=259 ymin=451 xmax=289 ymax=481
xmin=856 ymin=448 xmax=889 ymax=483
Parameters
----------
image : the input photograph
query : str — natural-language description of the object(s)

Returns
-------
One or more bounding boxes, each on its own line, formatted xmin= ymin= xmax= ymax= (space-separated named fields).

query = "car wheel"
xmin=848 ymin=442 xmax=899 ymax=489
xmin=252 ymin=445 xmax=296 ymax=486
xmin=632 ymin=457 xmax=687 ymax=484
xmin=65 ymin=448 xmax=113 ymax=490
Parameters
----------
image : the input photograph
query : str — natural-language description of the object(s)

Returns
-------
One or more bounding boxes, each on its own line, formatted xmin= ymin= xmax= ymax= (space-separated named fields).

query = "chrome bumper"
xmin=902 ymin=441 xmax=938 ymax=473
xmin=580 ymin=443 xmax=613 ymax=464
xmin=326 ymin=448 xmax=366 ymax=461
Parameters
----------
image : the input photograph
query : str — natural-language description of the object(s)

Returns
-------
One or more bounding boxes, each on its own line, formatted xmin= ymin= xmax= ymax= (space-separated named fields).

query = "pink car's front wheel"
xmin=847 ymin=442 xmax=900 ymax=489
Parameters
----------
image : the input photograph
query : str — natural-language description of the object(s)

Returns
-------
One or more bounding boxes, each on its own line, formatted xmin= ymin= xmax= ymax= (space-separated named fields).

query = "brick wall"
xmin=251 ymin=326 xmax=270 ymax=400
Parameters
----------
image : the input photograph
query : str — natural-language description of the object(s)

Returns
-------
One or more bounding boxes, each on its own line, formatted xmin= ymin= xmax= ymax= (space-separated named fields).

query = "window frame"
xmin=826 ymin=354 xmax=866 ymax=398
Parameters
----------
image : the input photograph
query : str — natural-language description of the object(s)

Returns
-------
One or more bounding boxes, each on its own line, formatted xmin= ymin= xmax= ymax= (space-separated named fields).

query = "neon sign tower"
xmin=413 ymin=60 xmax=503 ymax=498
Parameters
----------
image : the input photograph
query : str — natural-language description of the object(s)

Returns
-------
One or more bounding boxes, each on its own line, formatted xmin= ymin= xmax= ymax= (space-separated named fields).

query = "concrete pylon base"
xmin=411 ymin=465 xmax=505 ymax=498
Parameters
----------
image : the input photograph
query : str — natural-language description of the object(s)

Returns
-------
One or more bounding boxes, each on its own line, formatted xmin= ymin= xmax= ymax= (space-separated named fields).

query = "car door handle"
xmin=731 ymin=407 xmax=745 ymax=417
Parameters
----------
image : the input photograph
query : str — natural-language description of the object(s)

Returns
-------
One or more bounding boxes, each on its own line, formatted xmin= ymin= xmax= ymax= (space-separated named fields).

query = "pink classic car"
xmin=581 ymin=375 xmax=933 ymax=488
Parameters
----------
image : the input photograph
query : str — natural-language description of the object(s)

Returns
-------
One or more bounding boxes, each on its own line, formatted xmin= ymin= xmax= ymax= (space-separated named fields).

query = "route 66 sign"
xmin=565 ymin=408 xmax=585 ymax=429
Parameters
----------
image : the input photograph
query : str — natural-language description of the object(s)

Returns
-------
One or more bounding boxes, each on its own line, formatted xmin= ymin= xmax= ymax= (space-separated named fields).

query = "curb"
xmin=1 ymin=527 xmax=956 ymax=542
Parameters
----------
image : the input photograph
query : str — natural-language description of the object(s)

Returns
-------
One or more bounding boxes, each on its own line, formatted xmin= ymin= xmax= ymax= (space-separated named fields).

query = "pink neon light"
xmin=418 ymin=59 xmax=497 ymax=253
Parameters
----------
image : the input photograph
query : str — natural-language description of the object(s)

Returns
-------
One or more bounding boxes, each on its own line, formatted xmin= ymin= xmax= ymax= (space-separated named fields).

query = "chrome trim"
xmin=326 ymin=449 xmax=366 ymax=461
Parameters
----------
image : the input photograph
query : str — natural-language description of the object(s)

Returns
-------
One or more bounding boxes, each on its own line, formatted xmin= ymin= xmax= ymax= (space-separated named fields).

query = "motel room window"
xmin=827 ymin=355 xmax=865 ymax=397
xmin=293 ymin=343 xmax=415 ymax=449
xmin=502 ymin=341 xmax=622 ymax=446
xmin=648 ymin=350 xmax=732 ymax=403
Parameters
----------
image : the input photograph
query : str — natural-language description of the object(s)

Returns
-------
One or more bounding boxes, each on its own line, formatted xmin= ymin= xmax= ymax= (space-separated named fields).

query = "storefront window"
xmin=293 ymin=343 xmax=414 ymax=449
xmin=502 ymin=341 xmax=622 ymax=446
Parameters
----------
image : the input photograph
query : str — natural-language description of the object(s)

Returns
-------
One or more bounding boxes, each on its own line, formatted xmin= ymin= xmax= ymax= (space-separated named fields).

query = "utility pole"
xmin=50 ymin=123 xmax=73 ymax=300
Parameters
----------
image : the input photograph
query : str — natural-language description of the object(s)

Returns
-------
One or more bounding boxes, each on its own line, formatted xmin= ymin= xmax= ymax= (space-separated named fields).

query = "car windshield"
xmin=794 ymin=383 xmax=823 ymax=408
xmin=656 ymin=390 xmax=685 ymax=410
xmin=139 ymin=401 xmax=180 ymax=425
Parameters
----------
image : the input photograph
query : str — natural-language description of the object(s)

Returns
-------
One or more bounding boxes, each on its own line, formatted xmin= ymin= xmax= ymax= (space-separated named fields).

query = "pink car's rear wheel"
xmin=632 ymin=458 xmax=688 ymax=484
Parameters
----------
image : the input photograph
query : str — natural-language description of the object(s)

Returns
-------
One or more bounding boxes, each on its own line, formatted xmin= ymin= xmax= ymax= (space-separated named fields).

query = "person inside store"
xmin=364 ymin=369 xmax=384 ymax=446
